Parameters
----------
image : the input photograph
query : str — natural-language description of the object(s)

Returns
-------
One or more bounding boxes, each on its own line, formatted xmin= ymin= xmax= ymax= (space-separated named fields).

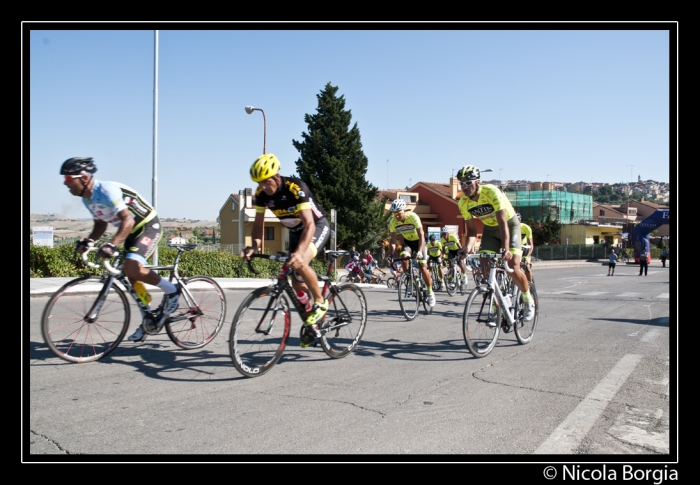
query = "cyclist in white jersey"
xmin=61 ymin=157 xmax=180 ymax=342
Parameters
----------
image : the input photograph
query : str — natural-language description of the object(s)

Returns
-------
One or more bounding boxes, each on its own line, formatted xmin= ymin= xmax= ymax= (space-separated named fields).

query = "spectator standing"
xmin=660 ymin=247 xmax=668 ymax=268
xmin=607 ymin=249 xmax=617 ymax=276
xmin=638 ymin=249 xmax=649 ymax=276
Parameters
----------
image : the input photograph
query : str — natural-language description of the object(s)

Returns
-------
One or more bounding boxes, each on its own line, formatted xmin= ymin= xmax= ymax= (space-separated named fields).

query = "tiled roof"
xmin=419 ymin=182 xmax=451 ymax=197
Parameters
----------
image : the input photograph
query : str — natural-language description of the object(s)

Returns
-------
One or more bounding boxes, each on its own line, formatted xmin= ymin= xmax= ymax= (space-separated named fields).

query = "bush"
xmin=29 ymin=245 xmax=335 ymax=279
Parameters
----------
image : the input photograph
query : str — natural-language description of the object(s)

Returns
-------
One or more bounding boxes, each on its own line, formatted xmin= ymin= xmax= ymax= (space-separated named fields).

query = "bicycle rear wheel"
xmin=397 ymin=271 xmax=420 ymax=321
xmin=41 ymin=276 xmax=129 ymax=363
xmin=229 ymin=286 xmax=291 ymax=378
xmin=462 ymin=287 xmax=500 ymax=358
xmin=319 ymin=283 xmax=367 ymax=358
xmin=166 ymin=276 xmax=227 ymax=350
xmin=385 ymin=277 xmax=397 ymax=290
xmin=514 ymin=281 xmax=538 ymax=345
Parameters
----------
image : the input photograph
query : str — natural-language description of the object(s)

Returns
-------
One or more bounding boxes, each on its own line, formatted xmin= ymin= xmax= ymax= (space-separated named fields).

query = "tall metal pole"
xmin=152 ymin=30 xmax=159 ymax=265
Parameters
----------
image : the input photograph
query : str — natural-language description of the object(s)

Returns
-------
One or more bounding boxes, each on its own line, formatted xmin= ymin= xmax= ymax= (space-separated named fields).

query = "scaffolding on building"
xmin=506 ymin=190 xmax=592 ymax=224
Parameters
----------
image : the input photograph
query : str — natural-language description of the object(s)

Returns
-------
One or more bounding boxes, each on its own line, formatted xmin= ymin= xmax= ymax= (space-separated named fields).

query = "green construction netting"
xmin=506 ymin=190 xmax=592 ymax=224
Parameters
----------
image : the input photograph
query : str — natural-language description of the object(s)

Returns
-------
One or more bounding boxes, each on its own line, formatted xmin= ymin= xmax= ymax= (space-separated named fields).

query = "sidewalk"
xmin=28 ymin=259 xmax=650 ymax=296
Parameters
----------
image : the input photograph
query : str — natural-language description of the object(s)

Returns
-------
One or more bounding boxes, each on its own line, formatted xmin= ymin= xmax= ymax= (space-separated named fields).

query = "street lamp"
xmin=245 ymin=106 xmax=266 ymax=154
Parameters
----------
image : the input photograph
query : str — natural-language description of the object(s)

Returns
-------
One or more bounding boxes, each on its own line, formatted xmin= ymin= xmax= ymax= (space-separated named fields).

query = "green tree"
xmin=530 ymin=216 xmax=562 ymax=245
xmin=292 ymin=82 xmax=379 ymax=248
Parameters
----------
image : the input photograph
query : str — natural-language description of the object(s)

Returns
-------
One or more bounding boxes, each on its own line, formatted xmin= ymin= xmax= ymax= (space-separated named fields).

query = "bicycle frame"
xmin=80 ymin=243 xmax=204 ymax=326
xmin=467 ymin=254 xmax=519 ymax=328
xmin=245 ymin=250 xmax=350 ymax=331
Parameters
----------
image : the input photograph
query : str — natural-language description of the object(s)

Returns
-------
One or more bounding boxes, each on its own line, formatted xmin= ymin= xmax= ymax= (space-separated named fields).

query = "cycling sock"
xmin=521 ymin=291 xmax=532 ymax=302
xmin=156 ymin=277 xmax=177 ymax=294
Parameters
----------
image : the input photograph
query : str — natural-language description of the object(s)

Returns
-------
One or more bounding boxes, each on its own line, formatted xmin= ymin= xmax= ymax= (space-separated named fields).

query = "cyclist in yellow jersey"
xmin=517 ymin=213 xmax=534 ymax=282
xmin=426 ymin=235 xmax=445 ymax=286
xmin=440 ymin=227 xmax=468 ymax=289
xmin=387 ymin=199 xmax=435 ymax=307
xmin=455 ymin=165 xmax=535 ymax=321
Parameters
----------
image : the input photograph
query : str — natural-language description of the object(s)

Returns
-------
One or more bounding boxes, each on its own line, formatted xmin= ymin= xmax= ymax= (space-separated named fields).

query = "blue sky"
xmin=26 ymin=23 xmax=675 ymax=220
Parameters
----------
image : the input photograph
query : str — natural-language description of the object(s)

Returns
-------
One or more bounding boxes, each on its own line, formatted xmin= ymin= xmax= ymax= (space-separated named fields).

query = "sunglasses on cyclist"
xmin=64 ymin=175 xmax=82 ymax=182
xmin=460 ymin=180 xmax=477 ymax=186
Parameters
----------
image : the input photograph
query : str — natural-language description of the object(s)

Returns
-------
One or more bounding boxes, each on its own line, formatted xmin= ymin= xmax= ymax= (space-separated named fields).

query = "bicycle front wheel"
xmin=41 ymin=276 xmax=129 ymax=363
xmin=398 ymin=271 xmax=420 ymax=321
xmin=431 ymin=267 xmax=442 ymax=292
xmin=166 ymin=276 xmax=227 ymax=350
xmin=385 ymin=277 xmax=397 ymax=290
xmin=229 ymin=286 xmax=291 ymax=378
xmin=514 ymin=281 xmax=538 ymax=345
xmin=319 ymin=283 xmax=367 ymax=358
xmin=445 ymin=267 xmax=456 ymax=296
xmin=462 ymin=288 xmax=500 ymax=358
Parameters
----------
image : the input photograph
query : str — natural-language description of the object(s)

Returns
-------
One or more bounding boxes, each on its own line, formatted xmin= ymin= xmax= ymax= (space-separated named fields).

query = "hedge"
xmin=29 ymin=244 xmax=335 ymax=280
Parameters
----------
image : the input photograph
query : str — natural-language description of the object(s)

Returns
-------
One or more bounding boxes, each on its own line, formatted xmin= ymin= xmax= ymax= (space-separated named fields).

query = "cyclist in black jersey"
xmin=241 ymin=154 xmax=331 ymax=348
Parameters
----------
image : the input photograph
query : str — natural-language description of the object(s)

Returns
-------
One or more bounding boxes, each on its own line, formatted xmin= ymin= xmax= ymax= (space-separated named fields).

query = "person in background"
xmin=638 ymin=247 xmax=649 ymax=276
xmin=660 ymin=247 xmax=668 ymax=268
xmin=607 ymin=248 xmax=618 ymax=276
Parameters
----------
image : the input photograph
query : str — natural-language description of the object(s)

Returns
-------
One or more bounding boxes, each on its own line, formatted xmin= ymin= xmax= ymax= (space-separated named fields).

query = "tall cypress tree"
xmin=293 ymin=82 xmax=379 ymax=248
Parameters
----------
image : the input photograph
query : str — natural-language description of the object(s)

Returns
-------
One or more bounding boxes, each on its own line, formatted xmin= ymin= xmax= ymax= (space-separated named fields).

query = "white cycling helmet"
xmin=515 ymin=212 xmax=522 ymax=222
xmin=390 ymin=199 xmax=406 ymax=212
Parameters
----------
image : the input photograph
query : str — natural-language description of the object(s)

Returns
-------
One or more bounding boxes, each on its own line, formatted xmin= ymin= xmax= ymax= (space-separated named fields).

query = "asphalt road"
xmin=26 ymin=263 xmax=674 ymax=464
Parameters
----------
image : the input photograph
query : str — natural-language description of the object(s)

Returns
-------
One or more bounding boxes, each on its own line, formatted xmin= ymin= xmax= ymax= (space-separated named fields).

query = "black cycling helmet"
xmin=60 ymin=157 xmax=97 ymax=175
xmin=429 ymin=234 xmax=437 ymax=242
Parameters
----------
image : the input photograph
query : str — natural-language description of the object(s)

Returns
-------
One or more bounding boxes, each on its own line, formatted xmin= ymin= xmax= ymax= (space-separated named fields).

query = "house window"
xmin=264 ymin=226 xmax=274 ymax=241
xmin=599 ymin=209 xmax=605 ymax=216
xmin=399 ymin=194 xmax=417 ymax=203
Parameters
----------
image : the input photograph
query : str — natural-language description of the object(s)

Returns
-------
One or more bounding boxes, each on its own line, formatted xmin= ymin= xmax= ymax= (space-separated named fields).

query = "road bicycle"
xmin=338 ymin=271 xmax=363 ymax=284
xmin=229 ymin=250 xmax=367 ymax=378
xmin=461 ymin=253 xmax=539 ymax=358
xmin=444 ymin=257 xmax=467 ymax=296
xmin=41 ymin=243 xmax=227 ymax=363
xmin=394 ymin=256 xmax=432 ymax=320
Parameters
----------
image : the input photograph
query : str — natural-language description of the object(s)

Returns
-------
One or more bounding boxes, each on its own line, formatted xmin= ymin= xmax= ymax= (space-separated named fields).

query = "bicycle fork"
xmin=84 ymin=276 xmax=116 ymax=323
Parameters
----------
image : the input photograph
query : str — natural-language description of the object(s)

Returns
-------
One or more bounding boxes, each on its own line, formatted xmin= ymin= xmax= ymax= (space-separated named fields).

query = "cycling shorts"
xmin=401 ymin=239 xmax=427 ymax=264
xmin=478 ymin=215 xmax=522 ymax=256
xmin=288 ymin=218 xmax=330 ymax=257
xmin=123 ymin=216 xmax=162 ymax=266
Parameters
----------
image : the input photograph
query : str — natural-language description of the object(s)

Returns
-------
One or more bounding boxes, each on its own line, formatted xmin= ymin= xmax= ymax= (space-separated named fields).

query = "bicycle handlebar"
xmin=80 ymin=245 xmax=122 ymax=276
xmin=465 ymin=252 xmax=514 ymax=273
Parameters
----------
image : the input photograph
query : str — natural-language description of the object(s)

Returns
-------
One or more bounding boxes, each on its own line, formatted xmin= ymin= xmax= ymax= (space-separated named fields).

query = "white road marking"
xmin=656 ymin=293 xmax=669 ymax=299
xmin=582 ymin=292 xmax=608 ymax=296
xmin=534 ymin=354 xmax=642 ymax=454
xmin=618 ymin=292 xmax=642 ymax=297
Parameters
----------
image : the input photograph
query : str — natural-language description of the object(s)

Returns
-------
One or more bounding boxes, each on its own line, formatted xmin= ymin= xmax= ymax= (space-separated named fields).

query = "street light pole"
xmin=245 ymin=106 xmax=266 ymax=154
xmin=245 ymin=106 xmax=267 ymax=254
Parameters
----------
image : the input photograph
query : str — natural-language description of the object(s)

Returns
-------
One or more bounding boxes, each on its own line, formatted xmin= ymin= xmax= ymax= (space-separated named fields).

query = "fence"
xmin=533 ymin=244 xmax=608 ymax=261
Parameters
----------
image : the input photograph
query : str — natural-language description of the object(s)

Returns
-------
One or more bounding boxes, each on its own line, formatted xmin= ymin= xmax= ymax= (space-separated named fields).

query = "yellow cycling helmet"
xmin=250 ymin=153 xmax=281 ymax=182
